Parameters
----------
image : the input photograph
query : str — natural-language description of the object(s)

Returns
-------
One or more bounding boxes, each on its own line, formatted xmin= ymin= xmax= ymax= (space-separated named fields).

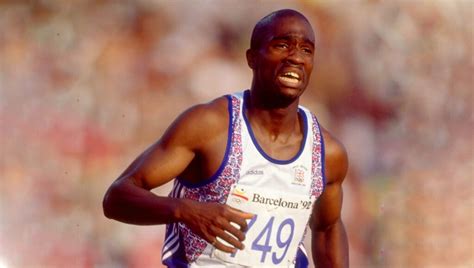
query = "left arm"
xmin=310 ymin=129 xmax=349 ymax=268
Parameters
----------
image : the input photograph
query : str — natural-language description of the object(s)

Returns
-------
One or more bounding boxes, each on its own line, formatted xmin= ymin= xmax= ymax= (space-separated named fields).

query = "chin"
xmin=279 ymin=86 xmax=304 ymax=99
xmin=266 ymin=86 xmax=304 ymax=107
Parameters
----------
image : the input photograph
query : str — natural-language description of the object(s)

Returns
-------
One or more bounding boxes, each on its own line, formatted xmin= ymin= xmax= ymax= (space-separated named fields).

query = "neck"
xmin=245 ymin=90 xmax=301 ymax=142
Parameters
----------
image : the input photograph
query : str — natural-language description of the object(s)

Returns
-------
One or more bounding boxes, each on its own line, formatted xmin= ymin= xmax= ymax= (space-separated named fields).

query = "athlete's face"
xmin=248 ymin=16 xmax=315 ymax=102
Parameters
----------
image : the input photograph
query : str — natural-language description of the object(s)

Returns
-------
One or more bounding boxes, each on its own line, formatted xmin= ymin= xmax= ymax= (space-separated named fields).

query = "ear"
xmin=246 ymin=49 xmax=256 ymax=69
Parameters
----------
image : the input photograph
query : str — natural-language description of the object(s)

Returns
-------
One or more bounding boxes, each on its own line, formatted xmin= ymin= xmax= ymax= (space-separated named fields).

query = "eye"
xmin=274 ymin=43 xmax=289 ymax=49
xmin=302 ymin=47 xmax=313 ymax=54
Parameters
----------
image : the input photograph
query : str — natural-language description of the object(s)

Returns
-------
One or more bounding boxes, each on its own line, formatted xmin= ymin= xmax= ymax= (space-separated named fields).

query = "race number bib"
xmin=212 ymin=184 xmax=314 ymax=267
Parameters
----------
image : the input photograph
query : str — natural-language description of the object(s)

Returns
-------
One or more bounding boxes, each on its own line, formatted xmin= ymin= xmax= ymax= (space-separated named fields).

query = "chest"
xmin=237 ymin=136 xmax=313 ymax=196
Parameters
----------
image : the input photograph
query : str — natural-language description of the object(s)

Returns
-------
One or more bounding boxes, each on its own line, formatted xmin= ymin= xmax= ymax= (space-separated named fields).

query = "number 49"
xmin=247 ymin=215 xmax=295 ymax=264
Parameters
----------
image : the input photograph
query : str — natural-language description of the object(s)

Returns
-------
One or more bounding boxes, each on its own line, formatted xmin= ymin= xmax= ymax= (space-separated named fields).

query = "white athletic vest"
xmin=162 ymin=90 xmax=325 ymax=268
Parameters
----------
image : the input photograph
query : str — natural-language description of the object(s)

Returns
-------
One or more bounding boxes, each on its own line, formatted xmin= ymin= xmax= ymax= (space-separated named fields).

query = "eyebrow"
xmin=271 ymin=35 xmax=315 ymax=47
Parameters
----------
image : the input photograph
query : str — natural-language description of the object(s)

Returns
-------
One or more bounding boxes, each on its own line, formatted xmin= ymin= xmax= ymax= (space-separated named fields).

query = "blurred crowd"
xmin=0 ymin=0 xmax=472 ymax=267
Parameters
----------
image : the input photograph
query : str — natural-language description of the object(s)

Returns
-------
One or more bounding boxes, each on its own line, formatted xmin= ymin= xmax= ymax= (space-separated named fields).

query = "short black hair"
xmin=250 ymin=9 xmax=311 ymax=50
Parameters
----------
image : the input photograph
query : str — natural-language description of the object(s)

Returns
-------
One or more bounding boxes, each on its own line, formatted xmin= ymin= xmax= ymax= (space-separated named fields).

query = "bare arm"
xmin=103 ymin=97 xmax=253 ymax=253
xmin=310 ymin=129 xmax=349 ymax=268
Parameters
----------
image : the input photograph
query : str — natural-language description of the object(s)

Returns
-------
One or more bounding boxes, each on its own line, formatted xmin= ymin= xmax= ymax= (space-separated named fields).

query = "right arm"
xmin=103 ymin=98 xmax=253 ymax=252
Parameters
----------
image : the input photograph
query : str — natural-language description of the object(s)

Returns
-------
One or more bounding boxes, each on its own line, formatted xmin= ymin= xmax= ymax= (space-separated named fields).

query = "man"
xmin=103 ymin=9 xmax=349 ymax=268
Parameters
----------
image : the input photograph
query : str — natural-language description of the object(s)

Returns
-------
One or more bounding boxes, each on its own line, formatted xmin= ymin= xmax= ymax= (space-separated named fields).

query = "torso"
xmin=162 ymin=91 xmax=326 ymax=267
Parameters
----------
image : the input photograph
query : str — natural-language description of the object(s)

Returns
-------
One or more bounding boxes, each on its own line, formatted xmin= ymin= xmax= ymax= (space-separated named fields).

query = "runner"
xmin=103 ymin=9 xmax=349 ymax=268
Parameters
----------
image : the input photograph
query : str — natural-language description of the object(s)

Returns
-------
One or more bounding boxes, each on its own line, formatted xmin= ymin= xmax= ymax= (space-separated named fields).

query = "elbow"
xmin=102 ymin=190 xmax=113 ymax=219
xmin=311 ymin=215 xmax=341 ymax=233
xmin=103 ymin=184 xmax=120 ymax=220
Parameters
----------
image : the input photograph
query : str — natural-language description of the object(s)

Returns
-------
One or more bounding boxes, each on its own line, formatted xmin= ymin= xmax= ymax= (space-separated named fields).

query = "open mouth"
xmin=278 ymin=71 xmax=302 ymax=87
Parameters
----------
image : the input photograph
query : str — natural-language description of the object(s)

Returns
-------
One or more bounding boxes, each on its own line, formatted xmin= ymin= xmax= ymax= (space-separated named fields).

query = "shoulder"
xmin=160 ymin=96 xmax=231 ymax=150
xmin=321 ymin=127 xmax=348 ymax=185
xmin=179 ymin=96 xmax=230 ymax=128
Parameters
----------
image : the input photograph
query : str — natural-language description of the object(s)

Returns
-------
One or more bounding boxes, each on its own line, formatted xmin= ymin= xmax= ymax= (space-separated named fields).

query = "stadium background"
xmin=0 ymin=0 xmax=472 ymax=267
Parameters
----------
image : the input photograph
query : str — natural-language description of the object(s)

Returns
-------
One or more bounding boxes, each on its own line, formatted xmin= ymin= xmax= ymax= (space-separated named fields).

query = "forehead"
xmin=264 ymin=16 xmax=315 ymax=44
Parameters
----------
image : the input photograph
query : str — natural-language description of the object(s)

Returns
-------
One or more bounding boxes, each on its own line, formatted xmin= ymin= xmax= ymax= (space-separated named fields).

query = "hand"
xmin=178 ymin=199 xmax=254 ymax=253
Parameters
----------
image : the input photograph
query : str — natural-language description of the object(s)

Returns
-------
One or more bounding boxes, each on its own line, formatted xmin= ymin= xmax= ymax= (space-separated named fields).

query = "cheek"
xmin=259 ymin=61 xmax=279 ymax=77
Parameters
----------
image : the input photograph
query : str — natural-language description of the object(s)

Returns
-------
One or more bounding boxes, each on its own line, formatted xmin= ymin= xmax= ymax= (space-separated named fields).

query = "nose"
xmin=285 ymin=48 xmax=305 ymax=65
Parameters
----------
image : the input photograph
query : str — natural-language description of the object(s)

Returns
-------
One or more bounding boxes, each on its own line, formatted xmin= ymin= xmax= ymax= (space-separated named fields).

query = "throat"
xmin=243 ymin=90 xmax=307 ymax=161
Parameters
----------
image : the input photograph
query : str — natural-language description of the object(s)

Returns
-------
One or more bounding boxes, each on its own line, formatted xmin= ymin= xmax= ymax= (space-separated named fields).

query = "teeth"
xmin=279 ymin=76 xmax=299 ymax=83
xmin=283 ymin=72 xmax=300 ymax=80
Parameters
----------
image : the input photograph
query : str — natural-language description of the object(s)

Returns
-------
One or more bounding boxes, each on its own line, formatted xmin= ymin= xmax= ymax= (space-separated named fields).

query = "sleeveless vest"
xmin=162 ymin=91 xmax=325 ymax=267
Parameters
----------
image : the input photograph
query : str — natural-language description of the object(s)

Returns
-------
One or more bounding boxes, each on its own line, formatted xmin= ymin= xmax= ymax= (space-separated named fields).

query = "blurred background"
xmin=0 ymin=0 xmax=472 ymax=267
